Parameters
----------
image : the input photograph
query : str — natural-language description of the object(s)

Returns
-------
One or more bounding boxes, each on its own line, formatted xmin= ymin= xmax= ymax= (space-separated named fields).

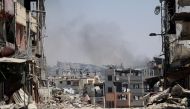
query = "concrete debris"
xmin=28 ymin=101 xmax=38 ymax=109
xmin=12 ymin=89 xmax=29 ymax=104
xmin=38 ymin=89 xmax=102 ymax=109
xmin=0 ymin=102 xmax=37 ymax=109
xmin=0 ymin=88 xmax=38 ymax=109
xmin=146 ymin=84 xmax=190 ymax=109
xmin=0 ymin=101 xmax=6 ymax=106
xmin=0 ymin=103 xmax=14 ymax=109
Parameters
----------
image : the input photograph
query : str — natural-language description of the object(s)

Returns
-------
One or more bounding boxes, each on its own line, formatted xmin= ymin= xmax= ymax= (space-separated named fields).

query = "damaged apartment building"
xmin=0 ymin=0 xmax=46 ymax=108
xmin=54 ymin=74 xmax=101 ymax=94
xmin=143 ymin=57 xmax=163 ymax=93
xmin=143 ymin=0 xmax=190 ymax=108
xmin=104 ymin=68 xmax=144 ymax=108
xmin=159 ymin=0 xmax=190 ymax=89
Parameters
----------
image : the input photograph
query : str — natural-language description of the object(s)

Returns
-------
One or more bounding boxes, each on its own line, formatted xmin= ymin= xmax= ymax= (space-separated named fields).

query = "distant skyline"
xmin=44 ymin=0 xmax=162 ymax=66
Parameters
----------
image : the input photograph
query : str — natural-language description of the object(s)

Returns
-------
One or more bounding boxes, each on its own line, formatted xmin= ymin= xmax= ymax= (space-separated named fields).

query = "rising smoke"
xmin=46 ymin=19 xmax=149 ymax=67
xmin=79 ymin=22 xmax=134 ymax=66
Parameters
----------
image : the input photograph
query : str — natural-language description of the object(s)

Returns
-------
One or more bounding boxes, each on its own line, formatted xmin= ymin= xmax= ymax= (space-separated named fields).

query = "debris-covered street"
xmin=1 ymin=0 xmax=190 ymax=109
xmin=145 ymin=84 xmax=190 ymax=109
xmin=38 ymin=90 xmax=103 ymax=109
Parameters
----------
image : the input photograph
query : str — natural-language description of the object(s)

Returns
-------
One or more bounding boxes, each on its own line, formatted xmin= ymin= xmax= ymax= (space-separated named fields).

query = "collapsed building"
xmin=145 ymin=0 xmax=190 ymax=108
xmin=143 ymin=57 xmax=163 ymax=93
xmin=0 ymin=0 xmax=46 ymax=108
xmin=159 ymin=0 xmax=190 ymax=91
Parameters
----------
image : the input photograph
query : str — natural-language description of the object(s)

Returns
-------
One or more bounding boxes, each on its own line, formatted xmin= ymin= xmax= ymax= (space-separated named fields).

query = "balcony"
xmin=16 ymin=2 xmax=26 ymax=26
xmin=115 ymin=75 xmax=142 ymax=83
xmin=178 ymin=0 xmax=190 ymax=6
xmin=130 ymin=88 xmax=143 ymax=94
xmin=174 ymin=21 xmax=190 ymax=40
xmin=173 ymin=12 xmax=190 ymax=22
xmin=130 ymin=75 xmax=142 ymax=81
xmin=173 ymin=44 xmax=190 ymax=59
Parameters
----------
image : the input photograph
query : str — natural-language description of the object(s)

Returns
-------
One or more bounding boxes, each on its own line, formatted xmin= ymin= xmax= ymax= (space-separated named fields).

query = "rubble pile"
xmin=146 ymin=84 xmax=190 ymax=109
xmin=39 ymin=89 xmax=102 ymax=109
xmin=0 ymin=89 xmax=37 ymax=109
xmin=53 ymin=91 xmax=77 ymax=108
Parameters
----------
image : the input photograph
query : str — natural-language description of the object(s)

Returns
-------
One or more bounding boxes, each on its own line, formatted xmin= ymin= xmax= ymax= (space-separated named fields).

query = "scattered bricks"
xmin=146 ymin=84 xmax=190 ymax=109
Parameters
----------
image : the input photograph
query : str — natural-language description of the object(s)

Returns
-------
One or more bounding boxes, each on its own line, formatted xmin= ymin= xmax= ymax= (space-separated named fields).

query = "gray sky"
xmin=44 ymin=0 xmax=162 ymax=66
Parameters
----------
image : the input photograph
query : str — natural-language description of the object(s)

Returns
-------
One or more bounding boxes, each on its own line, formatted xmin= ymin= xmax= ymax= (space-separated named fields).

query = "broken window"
xmin=24 ymin=0 xmax=31 ymax=10
xmin=121 ymin=94 xmax=127 ymax=100
xmin=134 ymin=96 xmax=140 ymax=101
xmin=122 ymin=83 xmax=128 ymax=92
xmin=150 ymin=70 xmax=154 ymax=76
xmin=144 ymin=84 xmax=150 ymax=91
xmin=108 ymin=87 xmax=112 ymax=93
xmin=6 ymin=17 xmax=15 ymax=44
xmin=115 ymin=82 xmax=122 ymax=92
xmin=67 ymin=81 xmax=71 ymax=85
xmin=17 ymin=0 xmax=24 ymax=6
xmin=117 ymin=95 xmax=122 ymax=100
xmin=133 ymin=84 xmax=140 ymax=89
xmin=117 ymin=94 xmax=127 ymax=100
xmin=72 ymin=81 xmax=79 ymax=86
xmin=108 ymin=75 xmax=112 ymax=81
xmin=31 ymin=32 xmax=37 ymax=46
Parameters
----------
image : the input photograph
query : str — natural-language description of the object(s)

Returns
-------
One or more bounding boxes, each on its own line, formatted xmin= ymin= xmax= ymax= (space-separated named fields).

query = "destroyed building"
xmin=158 ymin=0 xmax=190 ymax=90
xmin=0 ymin=0 xmax=46 ymax=108
xmin=104 ymin=68 xmax=144 ymax=108
xmin=53 ymin=74 xmax=101 ymax=94
xmin=145 ymin=0 xmax=190 ymax=108
xmin=143 ymin=57 xmax=163 ymax=93
xmin=93 ymin=83 xmax=105 ymax=107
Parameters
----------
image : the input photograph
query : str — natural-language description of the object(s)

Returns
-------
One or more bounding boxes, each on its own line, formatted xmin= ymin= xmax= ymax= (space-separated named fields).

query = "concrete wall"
xmin=131 ymin=99 xmax=144 ymax=107
xmin=105 ymin=69 xmax=115 ymax=93
xmin=16 ymin=24 xmax=27 ymax=51
xmin=105 ymin=92 xmax=130 ymax=108
xmin=116 ymin=92 xmax=130 ymax=108
xmin=129 ymin=75 xmax=144 ymax=107
xmin=55 ymin=79 xmax=80 ymax=93
xmin=116 ymin=100 xmax=129 ymax=108
xmin=105 ymin=93 xmax=115 ymax=101
xmin=16 ymin=2 xmax=26 ymax=26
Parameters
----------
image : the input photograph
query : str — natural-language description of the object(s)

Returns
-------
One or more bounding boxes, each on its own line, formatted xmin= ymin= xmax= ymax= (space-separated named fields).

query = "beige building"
xmin=54 ymin=75 xmax=101 ymax=94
